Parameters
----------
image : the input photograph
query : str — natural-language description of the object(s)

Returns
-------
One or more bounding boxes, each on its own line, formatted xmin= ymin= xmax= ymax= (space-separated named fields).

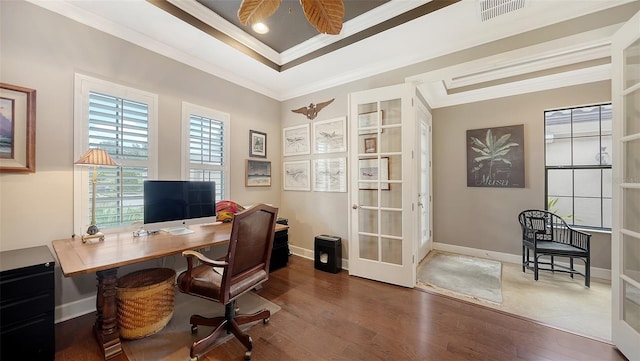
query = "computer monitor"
xmin=143 ymin=180 xmax=216 ymax=233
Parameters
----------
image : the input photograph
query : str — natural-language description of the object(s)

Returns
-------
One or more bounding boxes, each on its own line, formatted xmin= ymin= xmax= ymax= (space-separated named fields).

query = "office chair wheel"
xmin=244 ymin=337 xmax=254 ymax=360
xmin=244 ymin=350 xmax=252 ymax=360
xmin=263 ymin=317 xmax=269 ymax=324
xmin=191 ymin=325 xmax=198 ymax=334
xmin=190 ymin=357 xmax=198 ymax=361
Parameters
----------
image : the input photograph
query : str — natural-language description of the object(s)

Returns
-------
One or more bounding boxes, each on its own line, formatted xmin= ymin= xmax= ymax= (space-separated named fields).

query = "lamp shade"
xmin=75 ymin=149 xmax=118 ymax=166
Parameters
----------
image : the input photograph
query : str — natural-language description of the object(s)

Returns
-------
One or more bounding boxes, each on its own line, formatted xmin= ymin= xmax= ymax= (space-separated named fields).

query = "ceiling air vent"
xmin=479 ymin=0 xmax=526 ymax=21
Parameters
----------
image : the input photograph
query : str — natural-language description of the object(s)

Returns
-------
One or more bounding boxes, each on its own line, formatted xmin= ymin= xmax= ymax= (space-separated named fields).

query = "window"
xmin=545 ymin=103 xmax=612 ymax=230
xmin=74 ymin=74 xmax=158 ymax=233
xmin=181 ymin=102 xmax=230 ymax=201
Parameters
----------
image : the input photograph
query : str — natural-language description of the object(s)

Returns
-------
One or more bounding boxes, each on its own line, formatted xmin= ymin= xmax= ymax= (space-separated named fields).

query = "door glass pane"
xmin=358 ymin=208 xmax=378 ymax=234
xmin=623 ymin=38 xmax=640 ymax=88
xmin=359 ymin=234 xmax=378 ymax=261
xmin=623 ymin=281 xmax=640 ymax=333
xmin=358 ymin=102 xmax=379 ymax=136
xmin=381 ymin=183 xmax=401 ymax=209
xmin=380 ymin=126 xmax=401 ymax=153
xmin=623 ymin=188 xmax=640 ymax=233
xmin=358 ymin=189 xmax=377 ymax=207
xmin=381 ymin=237 xmax=402 ymax=265
xmin=380 ymin=210 xmax=402 ymax=237
xmin=623 ymin=234 xmax=640 ymax=284
xmin=624 ymin=89 xmax=640 ymax=136
xmin=381 ymin=99 xmax=401 ymax=126
xmin=625 ymin=138 xmax=640 ymax=184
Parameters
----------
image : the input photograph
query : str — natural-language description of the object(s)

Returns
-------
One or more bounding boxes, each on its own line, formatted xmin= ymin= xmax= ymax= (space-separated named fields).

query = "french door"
xmin=417 ymin=101 xmax=433 ymax=262
xmin=611 ymin=10 xmax=640 ymax=360
xmin=348 ymin=83 xmax=416 ymax=287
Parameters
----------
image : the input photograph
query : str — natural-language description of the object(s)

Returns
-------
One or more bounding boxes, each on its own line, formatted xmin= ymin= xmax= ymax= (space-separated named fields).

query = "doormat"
xmin=417 ymin=253 xmax=503 ymax=304
xmin=122 ymin=287 xmax=280 ymax=361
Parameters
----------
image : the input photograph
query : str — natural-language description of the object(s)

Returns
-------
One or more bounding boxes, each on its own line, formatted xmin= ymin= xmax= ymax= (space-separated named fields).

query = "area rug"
xmin=122 ymin=287 xmax=280 ymax=361
xmin=417 ymin=252 xmax=503 ymax=304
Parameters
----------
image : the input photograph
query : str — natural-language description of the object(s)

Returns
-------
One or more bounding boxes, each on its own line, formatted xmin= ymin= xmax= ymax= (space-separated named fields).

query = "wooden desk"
xmin=52 ymin=222 xmax=288 ymax=359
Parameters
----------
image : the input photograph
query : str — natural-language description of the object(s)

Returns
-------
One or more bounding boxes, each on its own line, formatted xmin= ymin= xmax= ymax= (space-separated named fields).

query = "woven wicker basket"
xmin=117 ymin=268 xmax=176 ymax=340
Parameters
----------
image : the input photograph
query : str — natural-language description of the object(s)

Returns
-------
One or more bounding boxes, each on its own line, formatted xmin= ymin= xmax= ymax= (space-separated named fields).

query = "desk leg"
xmin=94 ymin=268 xmax=122 ymax=359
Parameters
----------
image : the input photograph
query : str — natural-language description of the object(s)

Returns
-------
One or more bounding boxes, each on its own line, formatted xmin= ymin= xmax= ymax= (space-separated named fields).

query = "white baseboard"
xmin=289 ymin=245 xmax=350 ymax=270
xmin=433 ymin=242 xmax=611 ymax=281
xmin=55 ymin=295 xmax=97 ymax=323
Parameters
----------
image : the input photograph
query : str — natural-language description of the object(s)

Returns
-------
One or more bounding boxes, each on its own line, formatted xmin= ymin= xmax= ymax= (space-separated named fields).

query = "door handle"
xmin=352 ymin=204 xmax=359 ymax=210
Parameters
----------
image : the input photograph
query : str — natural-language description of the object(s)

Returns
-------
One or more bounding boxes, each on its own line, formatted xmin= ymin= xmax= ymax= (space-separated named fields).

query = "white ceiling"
xmin=27 ymin=0 xmax=637 ymax=103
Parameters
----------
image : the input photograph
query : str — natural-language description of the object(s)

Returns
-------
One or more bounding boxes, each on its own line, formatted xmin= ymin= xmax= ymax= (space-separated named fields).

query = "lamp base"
xmin=81 ymin=232 xmax=105 ymax=243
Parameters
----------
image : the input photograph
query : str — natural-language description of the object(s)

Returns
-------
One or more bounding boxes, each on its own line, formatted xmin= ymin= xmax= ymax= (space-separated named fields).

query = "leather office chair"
xmin=177 ymin=203 xmax=278 ymax=360
xmin=518 ymin=209 xmax=591 ymax=287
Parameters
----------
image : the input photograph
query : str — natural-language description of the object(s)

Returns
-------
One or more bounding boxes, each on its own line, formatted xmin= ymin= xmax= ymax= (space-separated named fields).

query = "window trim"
xmin=181 ymin=101 xmax=231 ymax=200
xmin=73 ymin=73 xmax=158 ymax=235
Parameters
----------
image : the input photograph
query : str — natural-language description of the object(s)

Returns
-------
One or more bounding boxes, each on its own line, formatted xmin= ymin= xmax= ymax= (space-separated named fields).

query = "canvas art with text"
xmin=466 ymin=124 xmax=524 ymax=188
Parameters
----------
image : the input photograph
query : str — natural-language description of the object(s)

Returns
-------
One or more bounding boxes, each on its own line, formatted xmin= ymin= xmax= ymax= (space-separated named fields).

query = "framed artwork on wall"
xmin=0 ymin=83 xmax=36 ymax=173
xmin=283 ymin=124 xmax=310 ymax=156
xmin=245 ymin=159 xmax=271 ymax=187
xmin=364 ymin=137 xmax=377 ymax=153
xmin=313 ymin=116 xmax=346 ymax=154
xmin=249 ymin=130 xmax=266 ymax=158
xmin=283 ymin=160 xmax=310 ymax=191
xmin=358 ymin=110 xmax=382 ymax=135
xmin=466 ymin=124 xmax=525 ymax=188
xmin=313 ymin=157 xmax=347 ymax=192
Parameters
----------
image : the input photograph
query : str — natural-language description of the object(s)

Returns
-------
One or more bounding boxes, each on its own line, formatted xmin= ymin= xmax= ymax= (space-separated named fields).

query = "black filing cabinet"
xmin=270 ymin=228 xmax=290 ymax=272
xmin=0 ymin=246 xmax=55 ymax=361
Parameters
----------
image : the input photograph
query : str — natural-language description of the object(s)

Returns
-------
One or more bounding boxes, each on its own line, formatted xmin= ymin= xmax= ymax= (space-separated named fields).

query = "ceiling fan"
xmin=238 ymin=0 xmax=345 ymax=35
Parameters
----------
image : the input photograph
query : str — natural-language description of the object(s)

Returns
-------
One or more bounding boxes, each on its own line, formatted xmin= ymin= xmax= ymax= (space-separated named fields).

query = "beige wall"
xmin=0 ymin=1 xmax=616 ymax=314
xmin=432 ymin=81 xmax=612 ymax=269
xmin=0 ymin=2 xmax=281 ymax=305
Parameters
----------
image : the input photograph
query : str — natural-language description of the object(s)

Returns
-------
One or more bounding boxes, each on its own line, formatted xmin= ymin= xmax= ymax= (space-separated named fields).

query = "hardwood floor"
xmin=55 ymin=256 xmax=627 ymax=361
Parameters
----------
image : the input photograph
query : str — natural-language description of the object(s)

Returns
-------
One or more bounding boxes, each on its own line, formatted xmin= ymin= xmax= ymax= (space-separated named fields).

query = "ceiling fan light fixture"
xmin=252 ymin=22 xmax=269 ymax=34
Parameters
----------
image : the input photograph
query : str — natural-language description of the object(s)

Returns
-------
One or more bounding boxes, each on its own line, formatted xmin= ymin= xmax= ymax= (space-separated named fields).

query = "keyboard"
xmin=161 ymin=227 xmax=195 ymax=235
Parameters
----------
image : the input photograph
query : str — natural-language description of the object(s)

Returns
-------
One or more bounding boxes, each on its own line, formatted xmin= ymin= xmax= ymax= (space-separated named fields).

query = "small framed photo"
xmin=364 ymin=137 xmax=377 ymax=153
xmin=0 ymin=83 xmax=36 ymax=173
xmin=358 ymin=157 xmax=390 ymax=190
xmin=283 ymin=160 xmax=310 ymax=191
xmin=313 ymin=158 xmax=347 ymax=192
xmin=245 ymin=159 xmax=271 ymax=187
xmin=283 ymin=124 xmax=310 ymax=156
xmin=313 ymin=116 xmax=346 ymax=154
xmin=249 ymin=130 xmax=267 ymax=158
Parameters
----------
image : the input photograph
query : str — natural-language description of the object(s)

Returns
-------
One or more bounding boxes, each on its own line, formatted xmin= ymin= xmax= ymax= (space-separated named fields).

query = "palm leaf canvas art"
xmin=466 ymin=124 xmax=524 ymax=188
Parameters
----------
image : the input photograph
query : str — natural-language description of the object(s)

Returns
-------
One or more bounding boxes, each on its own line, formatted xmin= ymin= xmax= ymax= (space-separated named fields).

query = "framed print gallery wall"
xmin=0 ymin=83 xmax=36 ymax=173
xmin=283 ymin=124 xmax=310 ymax=156
xmin=249 ymin=129 xmax=266 ymax=158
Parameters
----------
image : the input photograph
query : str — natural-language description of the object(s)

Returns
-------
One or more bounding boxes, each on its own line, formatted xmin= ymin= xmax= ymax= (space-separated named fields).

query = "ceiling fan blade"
xmin=300 ymin=0 xmax=344 ymax=35
xmin=237 ymin=0 xmax=282 ymax=26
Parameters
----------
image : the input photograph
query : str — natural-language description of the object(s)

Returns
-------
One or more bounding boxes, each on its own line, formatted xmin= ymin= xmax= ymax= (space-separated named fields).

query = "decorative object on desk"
xmin=358 ymin=157 xmax=389 ymax=190
xmin=283 ymin=160 xmax=311 ymax=191
xmin=74 ymin=148 xmax=119 ymax=242
xmin=466 ymin=124 xmax=524 ymax=188
xmin=215 ymin=200 xmax=245 ymax=223
xmin=313 ymin=158 xmax=346 ymax=192
xmin=246 ymin=159 xmax=271 ymax=187
xmin=117 ymin=268 xmax=176 ymax=339
xmin=313 ymin=116 xmax=346 ymax=154
xmin=291 ymin=98 xmax=335 ymax=120
xmin=0 ymin=83 xmax=36 ymax=173
xmin=417 ymin=252 xmax=503 ymax=304
xmin=249 ymin=129 xmax=266 ymax=158
xmin=283 ymin=123 xmax=310 ymax=156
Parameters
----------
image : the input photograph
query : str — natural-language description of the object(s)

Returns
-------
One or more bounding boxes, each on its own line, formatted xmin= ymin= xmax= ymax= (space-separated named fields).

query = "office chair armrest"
xmin=182 ymin=250 xmax=228 ymax=268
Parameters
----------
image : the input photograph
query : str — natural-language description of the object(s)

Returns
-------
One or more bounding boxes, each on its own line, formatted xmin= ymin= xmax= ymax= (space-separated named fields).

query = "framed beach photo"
xmin=313 ymin=158 xmax=347 ymax=192
xmin=245 ymin=159 xmax=271 ymax=187
xmin=249 ymin=130 xmax=267 ymax=158
xmin=283 ymin=160 xmax=310 ymax=191
xmin=0 ymin=83 xmax=36 ymax=173
xmin=313 ymin=116 xmax=346 ymax=154
xmin=283 ymin=124 xmax=310 ymax=156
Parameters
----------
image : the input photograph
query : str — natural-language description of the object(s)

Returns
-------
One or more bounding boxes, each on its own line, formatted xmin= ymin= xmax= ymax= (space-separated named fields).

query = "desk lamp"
xmin=75 ymin=148 xmax=118 ymax=243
